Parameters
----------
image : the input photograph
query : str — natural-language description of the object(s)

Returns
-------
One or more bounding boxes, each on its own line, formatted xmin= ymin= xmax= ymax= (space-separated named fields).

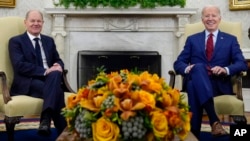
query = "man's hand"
xmin=210 ymin=66 xmax=227 ymax=75
xmin=45 ymin=63 xmax=63 ymax=75
xmin=185 ymin=64 xmax=195 ymax=74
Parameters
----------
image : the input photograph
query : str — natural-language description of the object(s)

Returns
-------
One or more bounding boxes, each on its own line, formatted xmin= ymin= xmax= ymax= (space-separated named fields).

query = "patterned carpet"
xmin=0 ymin=120 xmax=231 ymax=141
xmin=0 ymin=118 xmax=229 ymax=132
xmin=200 ymin=122 xmax=230 ymax=133
xmin=0 ymin=118 xmax=54 ymax=131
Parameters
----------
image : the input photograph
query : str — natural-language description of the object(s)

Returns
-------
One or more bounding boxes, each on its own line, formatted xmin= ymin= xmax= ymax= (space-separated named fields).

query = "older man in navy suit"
xmin=8 ymin=10 xmax=66 ymax=136
xmin=174 ymin=5 xmax=248 ymax=139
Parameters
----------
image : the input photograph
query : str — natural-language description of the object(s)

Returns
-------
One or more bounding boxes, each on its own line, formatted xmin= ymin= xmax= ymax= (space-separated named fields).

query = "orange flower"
xmin=139 ymin=71 xmax=164 ymax=93
xmin=167 ymin=89 xmax=180 ymax=106
xmin=78 ymin=87 xmax=109 ymax=112
xmin=113 ymin=83 xmax=130 ymax=98
xmin=119 ymin=98 xmax=145 ymax=120
xmin=108 ymin=74 xmax=122 ymax=90
xmin=161 ymin=92 xmax=173 ymax=107
xmin=66 ymin=94 xmax=79 ymax=109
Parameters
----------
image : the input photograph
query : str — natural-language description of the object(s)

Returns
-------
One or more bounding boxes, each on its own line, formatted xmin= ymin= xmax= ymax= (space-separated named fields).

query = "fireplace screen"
xmin=77 ymin=51 xmax=161 ymax=89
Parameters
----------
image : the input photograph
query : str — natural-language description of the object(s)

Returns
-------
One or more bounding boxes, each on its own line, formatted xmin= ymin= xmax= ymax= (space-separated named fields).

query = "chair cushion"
xmin=3 ymin=92 xmax=76 ymax=117
xmin=4 ymin=95 xmax=43 ymax=117
xmin=214 ymin=95 xmax=244 ymax=115
xmin=180 ymin=92 xmax=244 ymax=115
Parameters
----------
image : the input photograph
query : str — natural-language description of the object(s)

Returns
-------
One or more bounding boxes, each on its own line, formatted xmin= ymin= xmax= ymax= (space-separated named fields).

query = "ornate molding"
xmin=51 ymin=14 xmax=67 ymax=37
xmin=175 ymin=14 xmax=192 ymax=37
xmin=45 ymin=7 xmax=197 ymax=34
xmin=104 ymin=17 xmax=138 ymax=31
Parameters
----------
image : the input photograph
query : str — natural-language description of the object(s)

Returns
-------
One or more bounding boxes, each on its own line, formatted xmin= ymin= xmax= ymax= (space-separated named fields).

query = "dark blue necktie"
xmin=34 ymin=38 xmax=43 ymax=67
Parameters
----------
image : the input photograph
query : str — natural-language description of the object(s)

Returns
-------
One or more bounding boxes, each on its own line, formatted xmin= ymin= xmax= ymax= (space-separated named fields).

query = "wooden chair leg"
xmin=4 ymin=116 xmax=23 ymax=141
xmin=221 ymin=115 xmax=225 ymax=122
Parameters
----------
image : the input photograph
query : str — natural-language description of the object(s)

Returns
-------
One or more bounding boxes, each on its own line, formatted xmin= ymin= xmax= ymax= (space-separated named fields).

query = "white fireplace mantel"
xmin=45 ymin=7 xmax=197 ymax=15
xmin=44 ymin=7 xmax=197 ymax=91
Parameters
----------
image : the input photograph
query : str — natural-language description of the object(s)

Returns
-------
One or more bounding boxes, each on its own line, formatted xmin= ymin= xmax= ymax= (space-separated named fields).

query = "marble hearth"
xmin=45 ymin=7 xmax=198 ymax=91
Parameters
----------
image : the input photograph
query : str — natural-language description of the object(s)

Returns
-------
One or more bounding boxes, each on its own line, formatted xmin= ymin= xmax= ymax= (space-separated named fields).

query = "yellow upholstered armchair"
xmin=0 ymin=17 xmax=75 ymax=141
xmin=169 ymin=20 xmax=247 ymax=124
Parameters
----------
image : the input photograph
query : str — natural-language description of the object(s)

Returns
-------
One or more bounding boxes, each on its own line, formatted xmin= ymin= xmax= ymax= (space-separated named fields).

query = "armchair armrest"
xmin=168 ymin=69 xmax=245 ymax=101
xmin=0 ymin=70 xmax=12 ymax=104
xmin=233 ymin=71 xmax=246 ymax=100
xmin=62 ymin=69 xmax=76 ymax=93
xmin=0 ymin=69 xmax=75 ymax=105
xmin=168 ymin=70 xmax=176 ymax=89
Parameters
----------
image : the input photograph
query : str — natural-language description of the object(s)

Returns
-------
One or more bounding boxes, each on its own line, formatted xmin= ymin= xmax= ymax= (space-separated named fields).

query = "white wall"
xmin=1 ymin=0 xmax=250 ymax=48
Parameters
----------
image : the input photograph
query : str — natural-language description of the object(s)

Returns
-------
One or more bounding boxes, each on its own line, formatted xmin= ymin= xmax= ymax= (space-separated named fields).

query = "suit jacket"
xmin=174 ymin=30 xmax=248 ymax=95
xmin=8 ymin=32 xmax=64 ymax=95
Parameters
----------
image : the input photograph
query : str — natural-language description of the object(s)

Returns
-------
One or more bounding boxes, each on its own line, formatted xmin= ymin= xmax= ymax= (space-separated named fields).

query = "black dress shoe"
xmin=38 ymin=119 xmax=51 ymax=136
xmin=38 ymin=109 xmax=52 ymax=136
xmin=231 ymin=115 xmax=247 ymax=125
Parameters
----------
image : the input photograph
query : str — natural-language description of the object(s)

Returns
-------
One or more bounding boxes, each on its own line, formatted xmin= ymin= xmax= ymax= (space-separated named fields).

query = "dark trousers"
xmin=29 ymin=71 xmax=66 ymax=135
xmin=186 ymin=63 xmax=219 ymax=139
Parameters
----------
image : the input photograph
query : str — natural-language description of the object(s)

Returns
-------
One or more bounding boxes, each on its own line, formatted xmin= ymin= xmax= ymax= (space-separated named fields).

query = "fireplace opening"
xmin=77 ymin=51 xmax=161 ymax=89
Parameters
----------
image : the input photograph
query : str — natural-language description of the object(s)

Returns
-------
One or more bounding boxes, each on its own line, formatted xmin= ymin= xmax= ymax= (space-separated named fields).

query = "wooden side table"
xmin=56 ymin=128 xmax=198 ymax=141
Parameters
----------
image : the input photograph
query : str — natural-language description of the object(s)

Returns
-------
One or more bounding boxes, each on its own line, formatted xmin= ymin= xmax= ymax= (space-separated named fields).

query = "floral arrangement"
xmin=55 ymin=0 xmax=186 ymax=9
xmin=62 ymin=68 xmax=191 ymax=141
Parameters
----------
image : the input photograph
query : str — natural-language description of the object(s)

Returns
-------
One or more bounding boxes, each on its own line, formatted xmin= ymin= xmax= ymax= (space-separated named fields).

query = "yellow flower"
xmin=92 ymin=117 xmax=120 ymax=141
xmin=178 ymin=111 xmax=192 ymax=140
xmin=138 ymin=90 xmax=156 ymax=110
xmin=167 ymin=88 xmax=180 ymax=106
xmin=93 ymin=94 xmax=106 ymax=108
xmin=150 ymin=110 xmax=169 ymax=138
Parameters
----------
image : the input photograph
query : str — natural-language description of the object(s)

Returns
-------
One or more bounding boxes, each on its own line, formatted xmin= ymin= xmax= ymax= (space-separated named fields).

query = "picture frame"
xmin=229 ymin=0 xmax=250 ymax=10
xmin=0 ymin=0 xmax=15 ymax=8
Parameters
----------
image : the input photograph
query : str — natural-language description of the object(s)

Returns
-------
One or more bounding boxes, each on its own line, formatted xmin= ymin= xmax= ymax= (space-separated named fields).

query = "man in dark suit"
xmin=8 ymin=10 xmax=66 ymax=136
xmin=174 ymin=5 xmax=248 ymax=139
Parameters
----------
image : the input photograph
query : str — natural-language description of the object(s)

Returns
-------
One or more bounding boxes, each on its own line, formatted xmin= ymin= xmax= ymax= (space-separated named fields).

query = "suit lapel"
xmin=213 ymin=31 xmax=224 ymax=58
xmin=22 ymin=32 xmax=36 ymax=57
xmin=199 ymin=31 xmax=207 ymax=59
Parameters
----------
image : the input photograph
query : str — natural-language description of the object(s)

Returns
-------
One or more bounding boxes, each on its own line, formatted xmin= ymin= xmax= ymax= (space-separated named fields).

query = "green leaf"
xmin=57 ymin=0 xmax=186 ymax=9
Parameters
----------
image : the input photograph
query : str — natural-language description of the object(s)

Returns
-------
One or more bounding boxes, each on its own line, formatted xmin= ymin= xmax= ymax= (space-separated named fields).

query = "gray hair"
xmin=201 ymin=5 xmax=221 ymax=18
xmin=25 ymin=10 xmax=44 ymax=20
